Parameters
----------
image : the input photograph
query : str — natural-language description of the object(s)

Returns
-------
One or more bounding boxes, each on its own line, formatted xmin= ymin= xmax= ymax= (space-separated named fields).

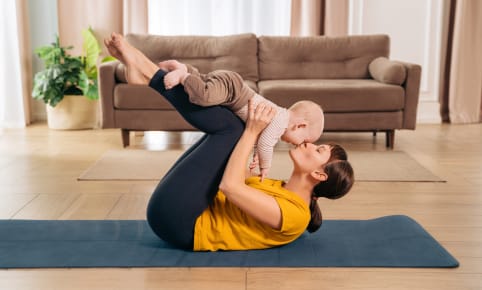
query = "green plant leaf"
xmin=32 ymin=29 xmax=104 ymax=106
xmin=35 ymin=37 xmax=64 ymax=67
xmin=32 ymin=71 xmax=48 ymax=99
xmin=82 ymin=27 xmax=101 ymax=80
xmin=101 ymin=55 xmax=117 ymax=63
xmin=85 ymin=79 xmax=99 ymax=100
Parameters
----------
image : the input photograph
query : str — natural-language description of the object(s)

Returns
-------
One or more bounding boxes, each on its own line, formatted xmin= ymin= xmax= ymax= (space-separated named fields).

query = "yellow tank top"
xmin=193 ymin=177 xmax=310 ymax=251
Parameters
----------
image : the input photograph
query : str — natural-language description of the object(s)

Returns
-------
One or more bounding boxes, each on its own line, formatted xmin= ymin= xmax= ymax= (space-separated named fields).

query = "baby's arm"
xmin=255 ymin=113 xmax=285 ymax=181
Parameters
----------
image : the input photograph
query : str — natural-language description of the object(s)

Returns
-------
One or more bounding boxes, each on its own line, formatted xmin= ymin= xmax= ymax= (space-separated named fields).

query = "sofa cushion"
xmin=125 ymin=33 xmax=259 ymax=82
xmin=258 ymin=34 xmax=389 ymax=80
xmin=369 ymin=57 xmax=407 ymax=85
xmin=257 ymin=79 xmax=405 ymax=113
xmin=114 ymin=84 xmax=173 ymax=110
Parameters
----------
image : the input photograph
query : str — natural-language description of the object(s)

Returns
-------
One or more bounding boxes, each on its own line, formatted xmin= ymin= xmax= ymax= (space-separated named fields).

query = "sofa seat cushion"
xmin=257 ymin=79 xmax=405 ymax=113
xmin=114 ymin=81 xmax=258 ymax=110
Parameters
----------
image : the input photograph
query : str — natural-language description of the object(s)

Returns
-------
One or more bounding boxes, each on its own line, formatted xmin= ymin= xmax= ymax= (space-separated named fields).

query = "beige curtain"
xmin=445 ymin=0 xmax=482 ymax=123
xmin=57 ymin=0 xmax=147 ymax=57
xmin=290 ymin=0 xmax=324 ymax=36
xmin=324 ymin=0 xmax=348 ymax=36
xmin=440 ymin=0 xmax=457 ymax=122
xmin=16 ymin=0 xmax=32 ymax=125
xmin=290 ymin=0 xmax=348 ymax=36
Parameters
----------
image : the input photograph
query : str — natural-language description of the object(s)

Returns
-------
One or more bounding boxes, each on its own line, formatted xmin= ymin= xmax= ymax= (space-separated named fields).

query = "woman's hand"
xmin=246 ymin=99 xmax=276 ymax=135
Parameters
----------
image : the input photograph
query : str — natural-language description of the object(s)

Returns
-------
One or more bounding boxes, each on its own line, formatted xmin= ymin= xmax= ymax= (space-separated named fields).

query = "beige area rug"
xmin=78 ymin=149 xmax=445 ymax=182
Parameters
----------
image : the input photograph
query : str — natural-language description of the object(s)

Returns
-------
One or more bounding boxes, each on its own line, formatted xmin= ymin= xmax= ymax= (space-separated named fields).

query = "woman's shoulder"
xmin=245 ymin=176 xmax=282 ymax=187
xmin=245 ymin=176 xmax=310 ymax=235
xmin=245 ymin=177 xmax=307 ymax=206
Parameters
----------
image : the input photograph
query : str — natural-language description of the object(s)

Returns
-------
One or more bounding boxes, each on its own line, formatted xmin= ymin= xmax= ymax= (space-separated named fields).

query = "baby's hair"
xmin=289 ymin=101 xmax=325 ymax=141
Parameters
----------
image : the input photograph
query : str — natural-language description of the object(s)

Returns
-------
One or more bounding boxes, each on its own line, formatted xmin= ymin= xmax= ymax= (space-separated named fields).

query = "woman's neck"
xmin=283 ymin=173 xmax=313 ymax=206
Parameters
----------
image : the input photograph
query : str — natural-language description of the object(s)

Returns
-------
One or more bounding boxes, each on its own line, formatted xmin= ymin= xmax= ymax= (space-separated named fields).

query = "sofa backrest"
xmin=125 ymin=33 xmax=259 ymax=82
xmin=258 ymin=34 xmax=390 ymax=80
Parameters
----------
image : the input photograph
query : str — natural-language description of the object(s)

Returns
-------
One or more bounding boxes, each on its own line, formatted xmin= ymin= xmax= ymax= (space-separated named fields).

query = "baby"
xmin=159 ymin=60 xmax=325 ymax=180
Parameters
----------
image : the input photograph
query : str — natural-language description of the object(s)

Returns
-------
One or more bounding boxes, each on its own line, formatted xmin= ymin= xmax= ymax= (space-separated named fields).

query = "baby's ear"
xmin=296 ymin=121 xmax=308 ymax=129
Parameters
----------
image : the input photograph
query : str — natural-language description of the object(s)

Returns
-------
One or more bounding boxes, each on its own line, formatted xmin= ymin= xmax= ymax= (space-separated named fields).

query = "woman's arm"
xmin=219 ymin=102 xmax=282 ymax=230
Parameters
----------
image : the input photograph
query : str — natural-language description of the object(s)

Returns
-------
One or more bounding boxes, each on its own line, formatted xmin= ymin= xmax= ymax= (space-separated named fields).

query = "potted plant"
xmin=32 ymin=28 xmax=114 ymax=129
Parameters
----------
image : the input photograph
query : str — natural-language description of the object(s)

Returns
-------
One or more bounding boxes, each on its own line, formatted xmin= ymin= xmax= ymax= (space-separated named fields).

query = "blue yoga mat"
xmin=0 ymin=215 xmax=458 ymax=268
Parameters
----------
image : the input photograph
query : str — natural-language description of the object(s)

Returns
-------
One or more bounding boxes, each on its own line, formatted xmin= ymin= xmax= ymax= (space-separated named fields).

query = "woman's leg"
xmin=105 ymin=33 xmax=244 ymax=249
xmin=147 ymin=70 xmax=244 ymax=249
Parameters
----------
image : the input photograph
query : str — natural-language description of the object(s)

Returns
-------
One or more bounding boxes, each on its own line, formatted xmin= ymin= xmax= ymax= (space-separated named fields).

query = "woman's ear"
xmin=310 ymin=170 xmax=327 ymax=182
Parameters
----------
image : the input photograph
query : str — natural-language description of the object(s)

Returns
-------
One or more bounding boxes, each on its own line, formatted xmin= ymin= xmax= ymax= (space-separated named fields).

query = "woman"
xmin=104 ymin=33 xmax=354 ymax=251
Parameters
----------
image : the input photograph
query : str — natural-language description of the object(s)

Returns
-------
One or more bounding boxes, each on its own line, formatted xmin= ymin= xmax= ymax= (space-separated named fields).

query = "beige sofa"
xmin=99 ymin=33 xmax=421 ymax=148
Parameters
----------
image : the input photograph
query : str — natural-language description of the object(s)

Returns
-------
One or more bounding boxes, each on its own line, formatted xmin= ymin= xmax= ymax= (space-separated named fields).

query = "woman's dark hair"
xmin=307 ymin=143 xmax=354 ymax=233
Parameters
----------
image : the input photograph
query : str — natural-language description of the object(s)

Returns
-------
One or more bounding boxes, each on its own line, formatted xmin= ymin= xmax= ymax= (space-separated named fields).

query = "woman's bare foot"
xmin=105 ymin=32 xmax=158 ymax=85
xmin=103 ymin=39 xmax=125 ymax=63
xmin=164 ymin=69 xmax=189 ymax=89
xmin=104 ymin=34 xmax=146 ymax=84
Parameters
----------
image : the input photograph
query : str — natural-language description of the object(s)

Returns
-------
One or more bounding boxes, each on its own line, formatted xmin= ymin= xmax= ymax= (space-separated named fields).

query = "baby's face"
xmin=282 ymin=127 xmax=312 ymax=146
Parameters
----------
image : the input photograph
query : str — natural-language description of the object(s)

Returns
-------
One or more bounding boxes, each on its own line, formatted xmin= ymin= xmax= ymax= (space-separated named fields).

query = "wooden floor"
xmin=0 ymin=123 xmax=481 ymax=290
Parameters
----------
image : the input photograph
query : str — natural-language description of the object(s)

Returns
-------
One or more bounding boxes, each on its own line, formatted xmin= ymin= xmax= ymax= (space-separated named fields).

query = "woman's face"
xmin=289 ymin=143 xmax=332 ymax=174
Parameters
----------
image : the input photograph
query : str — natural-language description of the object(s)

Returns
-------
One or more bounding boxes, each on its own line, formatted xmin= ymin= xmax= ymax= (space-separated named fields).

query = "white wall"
xmin=28 ymin=0 xmax=58 ymax=121
xmin=349 ymin=0 xmax=447 ymax=123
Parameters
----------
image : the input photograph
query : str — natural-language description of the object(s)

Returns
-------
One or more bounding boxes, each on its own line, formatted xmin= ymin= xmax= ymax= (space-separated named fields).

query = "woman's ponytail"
xmin=307 ymin=197 xmax=322 ymax=233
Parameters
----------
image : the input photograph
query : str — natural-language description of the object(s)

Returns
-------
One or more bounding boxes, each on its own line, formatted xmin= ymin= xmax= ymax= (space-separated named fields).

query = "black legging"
xmin=146 ymin=69 xmax=244 ymax=249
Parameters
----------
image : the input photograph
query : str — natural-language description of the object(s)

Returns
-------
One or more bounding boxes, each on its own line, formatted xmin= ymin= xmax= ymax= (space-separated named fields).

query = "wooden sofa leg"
xmin=385 ymin=130 xmax=395 ymax=149
xmin=121 ymin=129 xmax=130 ymax=147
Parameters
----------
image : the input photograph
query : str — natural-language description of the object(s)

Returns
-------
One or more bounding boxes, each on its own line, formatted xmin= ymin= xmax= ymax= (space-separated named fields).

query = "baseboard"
xmin=417 ymin=101 xmax=441 ymax=124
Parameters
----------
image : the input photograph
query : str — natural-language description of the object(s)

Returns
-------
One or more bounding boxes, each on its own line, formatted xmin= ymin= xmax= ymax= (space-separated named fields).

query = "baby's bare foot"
xmin=158 ymin=61 xmax=171 ymax=71
xmin=164 ymin=68 xmax=188 ymax=89
xmin=169 ymin=60 xmax=187 ymax=72
xmin=158 ymin=60 xmax=183 ymax=72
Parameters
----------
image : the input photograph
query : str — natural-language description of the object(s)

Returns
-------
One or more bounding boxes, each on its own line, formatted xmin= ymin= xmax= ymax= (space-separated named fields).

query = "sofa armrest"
xmin=397 ymin=61 xmax=422 ymax=129
xmin=98 ymin=60 xmax=120 ymax=128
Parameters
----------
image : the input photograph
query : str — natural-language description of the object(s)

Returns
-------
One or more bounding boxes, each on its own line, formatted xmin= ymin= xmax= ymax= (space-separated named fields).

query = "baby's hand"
xmin=259 ymin=168 xmax=269 ymax=182
xmin=164 ymin=71 xmax=179 ymax=89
